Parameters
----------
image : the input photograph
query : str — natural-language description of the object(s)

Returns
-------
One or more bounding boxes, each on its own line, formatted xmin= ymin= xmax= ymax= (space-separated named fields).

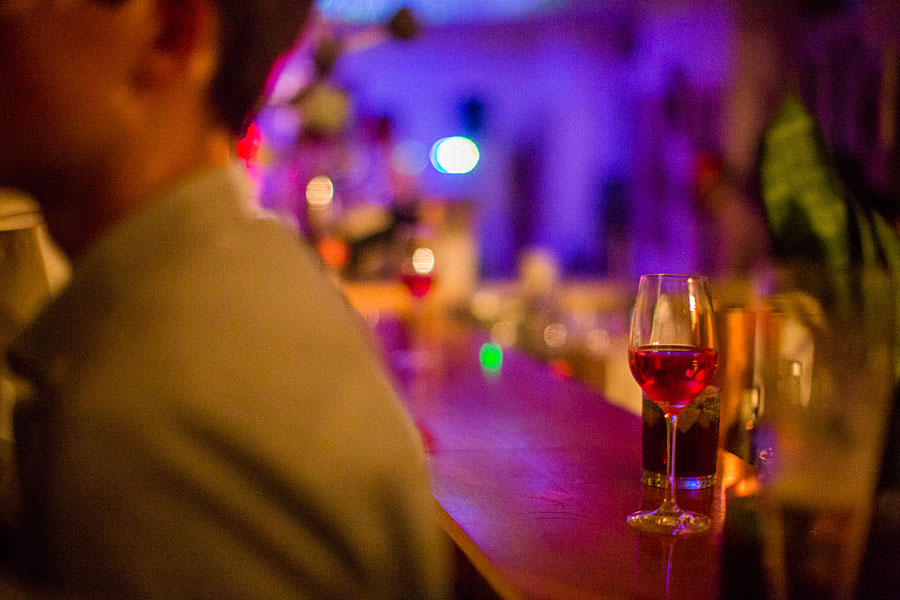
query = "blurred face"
xmin=0 ymin=0 xmax=148 ymax=197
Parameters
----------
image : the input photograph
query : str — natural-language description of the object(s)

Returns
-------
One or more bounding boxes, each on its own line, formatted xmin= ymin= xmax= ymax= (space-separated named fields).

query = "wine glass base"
xmin=627 ymin=508 xmax=710 ymax=536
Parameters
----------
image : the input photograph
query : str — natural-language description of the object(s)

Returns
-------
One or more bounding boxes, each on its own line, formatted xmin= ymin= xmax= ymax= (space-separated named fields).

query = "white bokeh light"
xmin=305 ymin=176 xmax=334 ymax=209
xmin=430 ymin=137 xmax=480 ymax=174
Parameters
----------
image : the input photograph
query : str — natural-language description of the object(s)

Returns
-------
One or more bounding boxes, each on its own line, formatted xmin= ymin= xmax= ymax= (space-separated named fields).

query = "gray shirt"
xmin=6 ymin=165 xmax=447 ymax=598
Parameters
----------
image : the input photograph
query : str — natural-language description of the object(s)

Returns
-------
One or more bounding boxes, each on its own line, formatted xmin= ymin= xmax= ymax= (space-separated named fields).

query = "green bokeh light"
xmin=479 ymin=342 xmax=503 ymax=373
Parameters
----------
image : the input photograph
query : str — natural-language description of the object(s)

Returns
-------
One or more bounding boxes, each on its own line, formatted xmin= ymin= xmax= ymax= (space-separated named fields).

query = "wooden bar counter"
xmin=375 ymin=316 xmax=757 ymax=600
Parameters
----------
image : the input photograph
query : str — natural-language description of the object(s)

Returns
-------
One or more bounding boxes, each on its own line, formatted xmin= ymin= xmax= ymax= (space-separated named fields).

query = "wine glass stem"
xmin=662 ymin=412 xmax=679 ymax=513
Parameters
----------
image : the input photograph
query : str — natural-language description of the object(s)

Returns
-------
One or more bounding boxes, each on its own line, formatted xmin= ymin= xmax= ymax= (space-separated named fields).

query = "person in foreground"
xmin=0 ymin=0 xmax=448 ymax=597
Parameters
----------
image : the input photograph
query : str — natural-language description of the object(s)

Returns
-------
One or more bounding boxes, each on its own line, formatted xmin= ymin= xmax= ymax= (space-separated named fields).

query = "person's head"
xmin=0 ymin=0 xmax=312 ymax=254
xmin=188 ymin=0 xmax=316 ymax=137
xmin=89 ymin=0 xmax=314 ymax=136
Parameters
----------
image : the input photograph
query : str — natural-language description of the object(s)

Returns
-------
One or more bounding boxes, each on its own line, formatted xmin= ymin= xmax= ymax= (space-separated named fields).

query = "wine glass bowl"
xmin=396 ymin=225 xmax=436 ymax=304
xmin=401 ymin=246 xmax=435 ymax=300
xmin=626 ymin=274 xmax=718 ymax=535
xmin=629 ymin=346 xmax=717 ymax=412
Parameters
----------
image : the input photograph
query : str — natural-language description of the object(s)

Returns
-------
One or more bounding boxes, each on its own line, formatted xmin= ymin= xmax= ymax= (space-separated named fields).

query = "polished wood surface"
xmin=376 ymin=316 xmax=757 ymax=600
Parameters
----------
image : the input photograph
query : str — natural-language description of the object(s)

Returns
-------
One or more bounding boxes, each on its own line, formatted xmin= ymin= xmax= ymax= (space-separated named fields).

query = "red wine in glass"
xmin=629 ymin=345 xmax=718 ymax=414
xmin=401 ymin=272 xmax=433 ymax=299
xmin=401 ymin=245 xmax=436 ymax=302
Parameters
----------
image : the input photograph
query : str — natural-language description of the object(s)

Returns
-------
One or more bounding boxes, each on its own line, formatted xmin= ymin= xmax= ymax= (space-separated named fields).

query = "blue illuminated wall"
xmin=327 ymin=3 xmax=734 ymax=277
xmin=319 ymin=0 xmax=566 ymax=24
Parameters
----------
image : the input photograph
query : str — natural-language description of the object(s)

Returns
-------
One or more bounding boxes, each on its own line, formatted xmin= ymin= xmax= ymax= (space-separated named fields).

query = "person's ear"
xmin=135 ymin=0 xmax=218 ymax=89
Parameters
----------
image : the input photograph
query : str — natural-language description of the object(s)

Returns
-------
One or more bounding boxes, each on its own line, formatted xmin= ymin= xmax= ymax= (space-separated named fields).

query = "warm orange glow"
xmin=543 ymin=323 xmax=568 ymax=348
xmin=471 ymin=290 xmax=501 ymax=322
xmin=719 ymin=453 xmax=760 ymax=497
xmin=732 ymin=477 xmax=761 ymax=498
xmin=317 ymin=236 xmax=349 ymax=269
xmin=490 ymin=320 xmax=517 ymax=347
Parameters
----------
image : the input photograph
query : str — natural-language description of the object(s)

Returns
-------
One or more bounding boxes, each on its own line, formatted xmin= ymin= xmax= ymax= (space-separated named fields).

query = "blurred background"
xmin=229 ymin=0 xmax=900 ymax=414
xmin=4 ymin=0 xmax=900 ymax=426
xmin=250 ymin=0 xmax=898 ymax=279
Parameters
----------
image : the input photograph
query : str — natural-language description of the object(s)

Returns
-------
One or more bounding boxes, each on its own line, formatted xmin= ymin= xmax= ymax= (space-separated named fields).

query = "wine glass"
xmin=396 ymin=225 xmax=436 ymax=307
xmin=392 ymin=224 xmax=437 ymax=381
xmin=627 ymin=274 xmax=718 ymax=535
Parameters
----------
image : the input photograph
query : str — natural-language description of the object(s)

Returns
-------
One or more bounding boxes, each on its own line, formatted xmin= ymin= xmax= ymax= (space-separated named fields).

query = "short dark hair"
xmin=96 ymin=0 xmax=313 ymax=136
xmin=211 ymin=1 xmax=314 ymax=135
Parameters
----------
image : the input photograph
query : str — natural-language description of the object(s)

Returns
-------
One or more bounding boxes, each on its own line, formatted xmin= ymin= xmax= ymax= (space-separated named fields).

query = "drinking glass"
xmin=627 ymin=274 xmax=718 ymax=535
xmin=396 ymin=225 xmax=436 ymax=306
xmin=393 ymin=225 xmax=437 ymax=387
